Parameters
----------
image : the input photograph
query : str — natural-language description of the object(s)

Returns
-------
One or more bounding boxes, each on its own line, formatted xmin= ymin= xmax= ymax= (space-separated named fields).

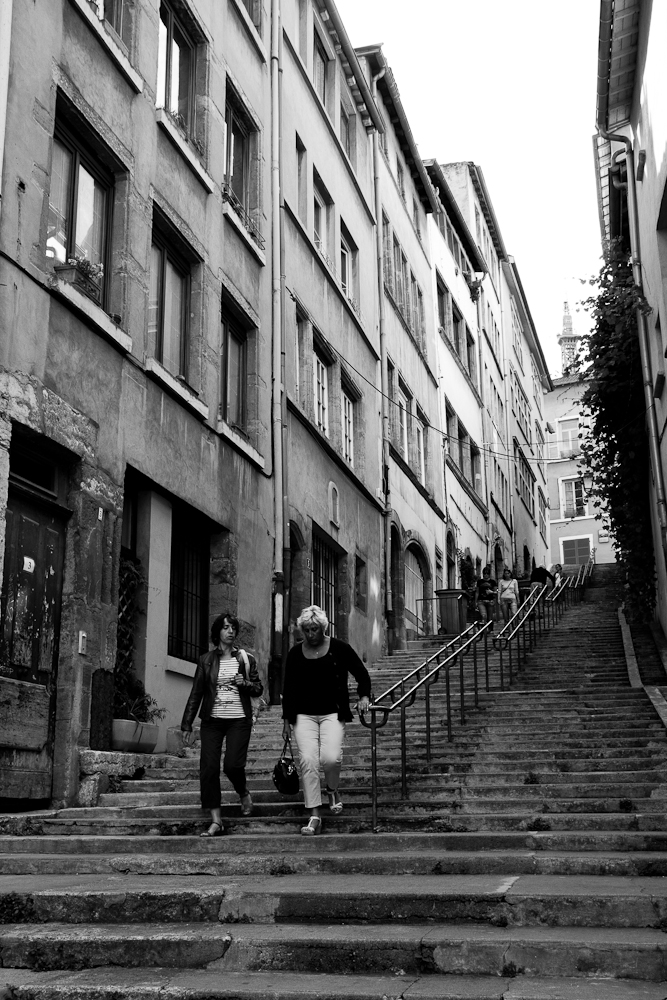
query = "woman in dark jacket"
xmin=282 ymin=605 xmax=371 ymax=836
xmin=181 ymin=613 xmax=263 ymax=837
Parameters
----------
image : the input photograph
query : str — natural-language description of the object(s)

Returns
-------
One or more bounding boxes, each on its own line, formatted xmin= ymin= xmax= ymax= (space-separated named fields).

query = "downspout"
xmin=0 ymin=0 xmax=13 ymax=222
xmin=279 ymin=24 xmax=291 ymax=690
xmin=270 ymin=0 xmax=284 ymax=701
xmin=597 ymin=125 xmax=667 ymax=556
xmin=371 ymin=68 xmax=392 ymax=640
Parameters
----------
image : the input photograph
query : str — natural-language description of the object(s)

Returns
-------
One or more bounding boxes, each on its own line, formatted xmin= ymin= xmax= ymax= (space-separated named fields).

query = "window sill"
xmin=229 ymin=0 xmax=267 ymax=61
xmin=155 ymin=110 xmax=214 ymax=193
xmin=222 ymin=201 xmax=266 ymax=265
xmin=166 ymin=655 xmax=197 ymax=678
xmin=53 ymin=277 xmax=132 ymax=353
xmin=68 ymin=0 xmax=143 ymax=93
xmin=217 ymin=420 xmax=265 ymax=469
xmin=145 ymin=358 xmax=209 ymax=420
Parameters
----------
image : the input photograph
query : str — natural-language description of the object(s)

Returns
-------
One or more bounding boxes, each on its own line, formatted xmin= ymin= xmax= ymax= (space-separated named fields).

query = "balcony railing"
xmin=222 ymin=184 xmax=265 ymax=251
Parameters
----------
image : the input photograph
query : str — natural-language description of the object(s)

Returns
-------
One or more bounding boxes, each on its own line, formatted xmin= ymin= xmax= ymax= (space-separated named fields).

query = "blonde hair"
xmin=296 ymin=605 xmax=329 ymax=631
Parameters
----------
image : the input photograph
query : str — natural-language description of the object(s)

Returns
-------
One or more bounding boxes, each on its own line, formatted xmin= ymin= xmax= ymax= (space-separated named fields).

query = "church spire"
xmin=557 ymin=302 xmax=581 ymax=372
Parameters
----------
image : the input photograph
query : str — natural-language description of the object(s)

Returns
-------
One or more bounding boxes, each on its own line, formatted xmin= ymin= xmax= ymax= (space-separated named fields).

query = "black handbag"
xmin=273 ymin=736 xmax=299 ymax=795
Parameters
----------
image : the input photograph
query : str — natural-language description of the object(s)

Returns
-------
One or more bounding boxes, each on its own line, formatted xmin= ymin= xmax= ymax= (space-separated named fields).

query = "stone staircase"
xmin=4 ymin=573 xmax=667 ymax=997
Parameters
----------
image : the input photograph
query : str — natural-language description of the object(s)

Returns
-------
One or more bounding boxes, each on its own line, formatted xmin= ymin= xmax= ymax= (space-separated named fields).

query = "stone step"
xmin=2 ymin=920 xmax=667 ymax=980
xmin=5 ymin=829 xmax=667 ymax=855
xmin=5 ymin=968 xmax=667 ymax=1000
xmin=6 ymin=848 xmax=667 ymax=878
xmin=2 ymin=872 xmax=666 ymax=928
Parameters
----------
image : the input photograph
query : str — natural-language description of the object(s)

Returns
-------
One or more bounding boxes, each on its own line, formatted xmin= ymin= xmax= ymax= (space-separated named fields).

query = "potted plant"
xmin=54 ymin=255 xmax=103 ymax=304
xmin=112 ymin=556 xmax=165 ymax=752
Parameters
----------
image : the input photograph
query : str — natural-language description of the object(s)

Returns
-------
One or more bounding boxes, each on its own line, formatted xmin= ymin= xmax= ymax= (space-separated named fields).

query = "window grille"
xmin=312 ymin=533 xmax=337 ymax=636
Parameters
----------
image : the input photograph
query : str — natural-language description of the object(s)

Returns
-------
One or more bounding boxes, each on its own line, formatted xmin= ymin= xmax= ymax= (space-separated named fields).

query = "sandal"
xmin=326 ymin=788 xmax=343 ymax=814
xmin=300 ymin=816 xmax=322 ymax=836
xmin=200 ymin=821 xmax=224 ymax=837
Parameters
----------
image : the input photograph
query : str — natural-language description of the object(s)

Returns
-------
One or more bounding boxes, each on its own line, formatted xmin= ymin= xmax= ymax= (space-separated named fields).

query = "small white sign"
xmin=22 ymin=557 xmax=35 ymax=573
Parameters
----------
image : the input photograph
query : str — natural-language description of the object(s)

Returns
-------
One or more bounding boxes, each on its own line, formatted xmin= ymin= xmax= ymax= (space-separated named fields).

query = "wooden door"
xmin=0 ymin=490 xmax=67 ymax=799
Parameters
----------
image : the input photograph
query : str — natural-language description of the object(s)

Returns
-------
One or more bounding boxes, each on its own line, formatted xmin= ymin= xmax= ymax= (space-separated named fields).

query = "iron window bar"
xmin=222 ymin=183 xmax=266 ymax=251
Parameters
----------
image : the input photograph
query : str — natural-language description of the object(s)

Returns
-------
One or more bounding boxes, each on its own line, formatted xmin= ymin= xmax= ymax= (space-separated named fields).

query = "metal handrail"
xmin=360 ymin=621 xmax=492 ymax=828
xmin=373 ymin=621 xmax=479 ymax=705
xmin=490 ymin=585 xmax=546 ymax=687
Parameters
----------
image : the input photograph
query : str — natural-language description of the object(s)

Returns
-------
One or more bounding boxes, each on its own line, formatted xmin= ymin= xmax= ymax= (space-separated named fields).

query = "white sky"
xmin=335 ymin=0 xmax=603 ymax=379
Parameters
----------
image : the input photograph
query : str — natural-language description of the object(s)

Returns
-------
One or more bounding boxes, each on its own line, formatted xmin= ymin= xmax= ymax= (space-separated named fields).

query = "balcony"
xmin=222 ymin=184 xmax=265 ymax=251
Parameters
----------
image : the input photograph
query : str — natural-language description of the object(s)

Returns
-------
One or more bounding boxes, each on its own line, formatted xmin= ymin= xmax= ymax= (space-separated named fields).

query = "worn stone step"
xmin=2 ymin=872 xmax=667 ymax=928
xmin=5 ymin=967 xmax=667 ymax=1000
xmin=3 ymin=921 xmax=667 ymax=979
xmin=6 ymin=848 xmax=667 ymax=878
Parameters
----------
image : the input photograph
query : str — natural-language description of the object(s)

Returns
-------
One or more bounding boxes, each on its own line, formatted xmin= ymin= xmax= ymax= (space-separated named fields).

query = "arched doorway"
xmin=523 ymin=545 xmax=531 ymax=576
xmin=494 ymin=543 xmax=503 ymax=584
xmin=404 ymin=545 xmax=425 ymax=638
xmin=389 ymin=525 xmax=404 ymax=651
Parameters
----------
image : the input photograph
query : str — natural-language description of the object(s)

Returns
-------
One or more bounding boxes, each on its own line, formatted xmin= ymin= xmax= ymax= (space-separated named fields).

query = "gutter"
xmin=270 ymin=0 xmax=285 ymax=699
xmin=0 ymin=0 xmax=13 ymax=222
xmin=596 ymin=0 xmax=614 ymax=132
xmin=597 ymin=124 xmax=667 ymax=552
xmin=370 ymin=66 xmax=393 ymax=630
xmin=321 ymin=1 xmax=384 ymax=135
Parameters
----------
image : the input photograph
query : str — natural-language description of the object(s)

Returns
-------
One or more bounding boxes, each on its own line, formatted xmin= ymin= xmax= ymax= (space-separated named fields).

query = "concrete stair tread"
xmin=5 ymin=968 xmax=667 ymax=1000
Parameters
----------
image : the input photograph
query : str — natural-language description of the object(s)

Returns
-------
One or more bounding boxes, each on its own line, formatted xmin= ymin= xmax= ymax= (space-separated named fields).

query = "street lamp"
xmin=578 ymin=470 xmax=595 ymax=501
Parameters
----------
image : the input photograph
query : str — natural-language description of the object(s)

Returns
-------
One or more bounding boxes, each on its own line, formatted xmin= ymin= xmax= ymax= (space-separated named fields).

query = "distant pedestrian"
xmin=530 ymin=565 xmax=555 ymax=592
xmin=476 ymin=568 xmax=498 ymax=629
xmin=181 ymin=613 xmax=263 ymax=837
xmin=498 ymin=568 xmax=520 ymax=623
xmin=282 ymin=605 xmax=371 ymax=836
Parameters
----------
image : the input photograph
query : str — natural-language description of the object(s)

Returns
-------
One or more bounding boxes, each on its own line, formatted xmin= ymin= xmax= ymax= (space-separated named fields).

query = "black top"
xmin=281 ymin=636 xmax=372 ymax=724
xmin=530 ymin=566 xmax=555 ymax=586
xmin=477 ymin=577 xmax=497 ymax=601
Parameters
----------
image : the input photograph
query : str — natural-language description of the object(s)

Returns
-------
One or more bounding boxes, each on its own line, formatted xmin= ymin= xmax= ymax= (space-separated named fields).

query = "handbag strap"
xmin=282 ymin=735 xmax=294 ymax=760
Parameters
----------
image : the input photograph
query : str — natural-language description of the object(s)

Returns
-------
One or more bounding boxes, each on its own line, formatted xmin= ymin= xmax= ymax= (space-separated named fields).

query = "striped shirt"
xmin=210 ymin=657 xmax=245 ymax=719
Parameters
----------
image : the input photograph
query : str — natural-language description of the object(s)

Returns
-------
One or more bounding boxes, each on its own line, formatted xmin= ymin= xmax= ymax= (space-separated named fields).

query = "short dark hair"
xmin=211 ymin=613 xmax=240 ymax=645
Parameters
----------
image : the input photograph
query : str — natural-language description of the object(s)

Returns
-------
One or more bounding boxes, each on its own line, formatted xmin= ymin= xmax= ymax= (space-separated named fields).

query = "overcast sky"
xmin=335 ymin=0 xmax=602 ymax=378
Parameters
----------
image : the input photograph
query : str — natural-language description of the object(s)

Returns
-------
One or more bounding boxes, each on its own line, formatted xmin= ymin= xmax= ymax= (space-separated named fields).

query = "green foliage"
xmin=573 ymin=242 xmax=655 ymax=621
xmin=114 ymin=557 xmax=166 ymax=723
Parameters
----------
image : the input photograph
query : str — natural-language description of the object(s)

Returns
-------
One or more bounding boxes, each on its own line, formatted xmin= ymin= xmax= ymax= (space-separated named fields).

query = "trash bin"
xmin=435 ymin=589 xmax=468 ymax=635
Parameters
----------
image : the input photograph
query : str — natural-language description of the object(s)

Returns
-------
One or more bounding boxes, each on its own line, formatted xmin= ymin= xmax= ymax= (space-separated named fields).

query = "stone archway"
xmin=403 ymin=537 xmax=433 ymax=639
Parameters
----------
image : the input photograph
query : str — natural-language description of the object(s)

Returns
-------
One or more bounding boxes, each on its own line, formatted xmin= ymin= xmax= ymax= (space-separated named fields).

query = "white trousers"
xmin=292 ymin=713 xmax=345 ymax=809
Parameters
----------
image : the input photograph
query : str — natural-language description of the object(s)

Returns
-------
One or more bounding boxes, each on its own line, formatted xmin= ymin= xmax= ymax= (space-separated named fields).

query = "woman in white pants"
xmin=281 ymin=606 xmax=371 ymax=835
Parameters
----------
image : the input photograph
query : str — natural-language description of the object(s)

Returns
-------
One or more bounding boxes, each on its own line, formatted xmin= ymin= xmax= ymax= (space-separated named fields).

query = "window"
xmin=397 ymin=387 xmax=409 ymax=458
xmin=312 ymin=530 xmax=337 ymax=635
xmin=313 ymin=350 xmax=329 ymax=435
xmin=413 ymin=198 xmax=421 ymax=239
xmin=451 ymin=302 xmax=464 ymax=354
xmin=221 ymin=312 xmax=247 ymax=431
xmin=471 ymin=443 xmax=482 ymax=496
xmin=382 ymin=214 xmax=393 ymax=294
xmin=225 ymin=96 xmax=250 ymax=212
xmin=511 ymin=300 xmax=524 ymax=371
xmin=466 ymin=330 xmax=477 ymax=383
xmin=562 ymin=478 xmax=587 ymax=519
xmin=458 ymin=422 xmax=471 ymax=482
xmin=446 ymin=531 xmax=456 ymax=588
xmin=313 ymin=31 xmax=327 ymax=104
xmin=168 ymin=509 xmax=209 ymax=662
xmin=312 ymin=174 xmax=332 ymax=264
xmin=354 ymin=555 xmax=367 ymax=612
xmin=105 ymin=0 xmax=131 ymax=47
xmin=47 ymin=126 xmax=112 ymax=304
xmin=393 ymin=236 xmax=404 ymax=311
xmin=562 ymin=537 xmax=591 ymax=565
xmin=538 ymin=489 xmax=547 ymax=539
xmin=437 ymin=281 xmax=450 ymax=337
xmin=536 ymin=424 xmax=545 ymax=477
xmin=415 ymin=418 xmax=425 ymax=485
xmin=511 ymin=370 xmax=531 ymax=444
xmin=340 ymin=225 xmax=357 ymax=305
xmin=148 ymin=226 xmax=190 ymax=378
xmin=296 ymin=134 xmax=307 ymax=224
xmin=238 ymin=0 xmax=260 ymax=29
xmin=515 ymin=445 xmax=535 ymax=516
xmin=445 ymin=406 xmax=457 ymax=461
xmin=559 ymin=418 xmax=580 ymax=458
xmin=397 ymin=159 xmax=405 ymax=201
xmin=342 ymin=390 xmax=354 ymax=466
xmin=340 ymin=104 xmax=350 ymax=158
xmin=157 ymin=1 xmax=196 ymax=133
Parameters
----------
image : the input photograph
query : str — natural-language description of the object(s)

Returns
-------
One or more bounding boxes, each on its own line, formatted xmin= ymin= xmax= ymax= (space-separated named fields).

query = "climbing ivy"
xmin=573 ymin=242 xmax=655 ymax=621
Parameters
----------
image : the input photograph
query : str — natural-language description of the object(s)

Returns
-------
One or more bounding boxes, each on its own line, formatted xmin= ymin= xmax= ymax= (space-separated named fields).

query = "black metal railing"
xmin=222 ymin=184 xmax=266 ymax=251
xmin=360 ymin=621 xmax=492 ymax=829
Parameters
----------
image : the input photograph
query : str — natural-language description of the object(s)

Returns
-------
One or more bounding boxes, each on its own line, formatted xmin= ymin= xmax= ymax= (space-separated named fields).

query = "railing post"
xmin=459 ymin=646 xmax=465 ymax=725
xmin=425 ymin=682 xmax=432 ymax=766
xmin=370 ymin=713 xmax=378 ymax=831
xmin=473 ymin=629 xmax=479 ymax=708
xmin=445 ymin=667 xmax=452 ymax=741
xmin=484 ymin=627 xmax=490 ymax=692
xmin=400 ymin=705 xmax=407 ymax=799
xmin=500 ymin=641 xmax=505 ymax=691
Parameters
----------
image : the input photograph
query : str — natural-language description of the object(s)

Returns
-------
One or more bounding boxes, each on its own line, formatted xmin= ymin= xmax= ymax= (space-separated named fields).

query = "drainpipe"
xmin=370 ymin=68 xmax=392 ymax=639
xmin=597 ymin=125 xmax=667 ymax=558
xmin=270 ymin=0 xmax=284 ymax=700
xmin=0 ymin=0 xmax=13 ymax=223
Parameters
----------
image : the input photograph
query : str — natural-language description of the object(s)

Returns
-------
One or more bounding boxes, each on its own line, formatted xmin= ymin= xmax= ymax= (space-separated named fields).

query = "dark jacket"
xmin=530 ymin=566 xmax=555 ymax=587
xmin=281 ymin=636 xmax=372 ymax=724
xmin=181 ymin=647 xmax=263 ymax=731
